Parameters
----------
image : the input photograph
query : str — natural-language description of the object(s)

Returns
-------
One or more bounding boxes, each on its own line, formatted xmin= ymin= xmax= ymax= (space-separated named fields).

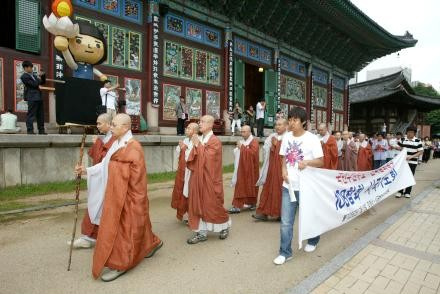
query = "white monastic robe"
xmin=86 ymin=131 xmax=133 ymax=225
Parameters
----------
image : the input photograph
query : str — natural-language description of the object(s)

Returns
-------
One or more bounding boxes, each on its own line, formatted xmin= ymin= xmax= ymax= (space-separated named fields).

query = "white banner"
xmin=298 ymin=149 xmax=415 ymax=248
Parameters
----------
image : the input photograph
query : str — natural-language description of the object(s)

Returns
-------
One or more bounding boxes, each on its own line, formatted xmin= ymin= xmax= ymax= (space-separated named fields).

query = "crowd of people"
xmin=67 ymin=105 xmax=435 ymax=282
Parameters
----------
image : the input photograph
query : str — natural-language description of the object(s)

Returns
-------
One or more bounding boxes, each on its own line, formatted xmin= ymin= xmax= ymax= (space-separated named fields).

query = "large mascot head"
xmin=68 ymin=21 xmax=107 ymax=66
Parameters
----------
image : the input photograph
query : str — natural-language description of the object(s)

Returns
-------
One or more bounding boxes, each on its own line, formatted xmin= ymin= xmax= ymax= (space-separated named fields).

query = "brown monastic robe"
xmin=341 ymin=140 xmax=358 ymax=171
xmin=322 ymin=135 xmax=339 ymax=170
xmin=171 ymin=144 xmax=188 ymax=221
xmin=186 ymin=134 xmax=229 ymax=231
xmin=357 ymin=142 xmax=373 ymax=171
xmin=81 ymin=135 xmax=116 ymax=239
xmin=92 ymin=139 xmax=161 ymax=279
xmin=256 ymin=139 xmax=282 ymax=217
xmin=232 ymin=138 xmax=260 ymax=208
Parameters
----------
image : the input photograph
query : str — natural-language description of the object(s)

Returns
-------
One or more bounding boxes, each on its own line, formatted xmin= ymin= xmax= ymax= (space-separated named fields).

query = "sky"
xmin=350 ymin=0 xmax=440 ymax=91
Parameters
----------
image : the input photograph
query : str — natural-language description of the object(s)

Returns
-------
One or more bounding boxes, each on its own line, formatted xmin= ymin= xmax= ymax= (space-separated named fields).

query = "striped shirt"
xmin=398 ymin=137 xmax=423 ymax=165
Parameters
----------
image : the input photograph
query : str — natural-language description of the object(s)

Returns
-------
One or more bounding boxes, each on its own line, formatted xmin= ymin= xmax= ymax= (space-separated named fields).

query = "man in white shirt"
xmin=273 ymin=107 xmax=324 ymax=265
xmin=0 ymin=109 xmax=21 ymax=133
xmin=256 ymin=99 xmax=266 ymax=138
xmin=100 ymin=80 xmax=119 ymax=119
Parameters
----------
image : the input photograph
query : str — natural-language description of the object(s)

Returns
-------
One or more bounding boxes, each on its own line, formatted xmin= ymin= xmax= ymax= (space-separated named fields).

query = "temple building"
xmin=0 ymin=0 xmax=418 ymax=134
xmin=349 ymin=71 xmax=440 ymax=137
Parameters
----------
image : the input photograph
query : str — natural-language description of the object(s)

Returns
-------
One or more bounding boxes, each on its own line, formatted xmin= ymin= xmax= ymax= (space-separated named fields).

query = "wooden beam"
xmin=312 ymin=28 xmax=333 ymax=56
xmin=261 ymin=0 xmax=282 ymax=30
xmin=274 ymin=2 xmax=297 ymax=36
xmin=247 ymin=0 xmax=266 ymax=26
xmin=282 ymin=9 xmax=303 ymax=40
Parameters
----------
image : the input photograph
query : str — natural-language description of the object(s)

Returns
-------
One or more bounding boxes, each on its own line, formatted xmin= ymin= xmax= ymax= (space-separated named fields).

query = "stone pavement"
xmin=1 ymin=160 xmax=439 ymax=294
xmin=302 ymin=180 xmax=440 ymax=294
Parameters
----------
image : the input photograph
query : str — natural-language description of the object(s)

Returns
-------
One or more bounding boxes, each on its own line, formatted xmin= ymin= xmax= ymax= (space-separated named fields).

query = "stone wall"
xmin=0 ymin=135 xmax=263 ymax=188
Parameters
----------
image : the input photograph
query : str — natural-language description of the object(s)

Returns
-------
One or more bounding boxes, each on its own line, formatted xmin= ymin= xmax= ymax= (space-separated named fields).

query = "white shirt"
xmin=280 ymin=131 xmax=323 ymax=192
xmin=388 ymin=138 xmax=400 ymax=158
xmin=100 ymin=87 xmax=117 ymax=110
xmin=256 ymin=102 xmax=265 ymax=119
xmin=0 ymin=113 xmax=18 ymax=130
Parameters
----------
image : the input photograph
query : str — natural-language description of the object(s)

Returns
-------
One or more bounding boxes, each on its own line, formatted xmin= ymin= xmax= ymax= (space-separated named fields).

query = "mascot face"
xmin=68 ymin=33 xmax=105 ymax=64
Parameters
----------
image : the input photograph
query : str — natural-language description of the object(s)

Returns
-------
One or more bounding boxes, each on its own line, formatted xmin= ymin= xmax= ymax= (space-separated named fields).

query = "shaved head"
xmin=115 ymin=113 xmax=131 ymax=126
xmin=317 ymin=123 xmax=328 ymax=136
xmin=96 ymin=113 xmax=112 ymax=134
xmin=278 ymin=118 xmax=288 ymax=126
xmin=199 ymin=115 xmax=214 ymax=134
xmin=240 ymin=125 xmax=251 ymax=140
xmin=275 ymin=118 xmax=288 ymax=135
xmin=201 ymin=115 xmax=214 ymax=124
xmin=188 ymin=122 xmax=199 ymax=132
xmin=111 ymin=113 xmax=132 ymax=139
xmin=318 ymin=123 xmax=327 ymax=130
xmin=185 ymin=122 xmax=199 ymax=138
xmin=97 ymin=113 xmax=112 ymax=124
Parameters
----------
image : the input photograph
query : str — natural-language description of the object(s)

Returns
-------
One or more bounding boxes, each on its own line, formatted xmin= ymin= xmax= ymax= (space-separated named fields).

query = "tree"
xmin=413 ymin=84 xmax=440 ymax=97
xmin=413 ymin=83 xmax=440 ymax=136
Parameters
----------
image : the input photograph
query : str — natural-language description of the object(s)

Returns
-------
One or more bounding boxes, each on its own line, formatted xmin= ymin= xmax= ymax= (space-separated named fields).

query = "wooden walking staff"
xmin=67 ymin=130 xmax=87 ymax=271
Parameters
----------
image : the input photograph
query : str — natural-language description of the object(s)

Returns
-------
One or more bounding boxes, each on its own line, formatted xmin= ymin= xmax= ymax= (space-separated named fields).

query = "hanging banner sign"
xmin=54 ymin=50 xmax=65 ymax=80
xmin=276 ymin=57 xmax=281 ymax=111
xmin=151 ymin=14 xmax=160 ymax=108
xmin=298 ymin=150 xmax=415 ymax=248
xmin=228 ymin=40 xmax=234 ymax=112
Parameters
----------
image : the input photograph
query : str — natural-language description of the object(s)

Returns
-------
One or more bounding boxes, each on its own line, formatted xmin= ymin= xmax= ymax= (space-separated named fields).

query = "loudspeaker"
xmin=55 ymin=77 xmax=102 ymax=125
xmin=159 ymin=3 xmax=169 ymax=16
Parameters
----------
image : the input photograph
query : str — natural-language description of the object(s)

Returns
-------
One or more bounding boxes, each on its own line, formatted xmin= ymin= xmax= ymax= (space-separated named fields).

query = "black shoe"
xmin=187 ymin=233 xmax=208 ymax=244
xmin=219 ymin=229 xmax=229 ymax=240
xmin=228 ymin=207 xmax=240 ymax=214
xmin=145 ymin=240 xmax=163 ymax=258
xmin=252 ymin=214 xmax=268 ymax=221
xmin=38 ymin=132 xmax=47 ymax=135
xmin=27 ymin=131 xmax=35 ymax=135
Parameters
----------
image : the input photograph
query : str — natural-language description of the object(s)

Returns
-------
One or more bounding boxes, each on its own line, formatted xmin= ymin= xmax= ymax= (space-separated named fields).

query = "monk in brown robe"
xmin=229 ymin=125 xmax=260 ymax=213
xmin=70 ymin=113 xmax=116 ymax=249
xmin=335 ymin=131 xmax=343 ymax=170
xmin=171 ymin=123 xmax=198 ymax=223
xmin=76 ymin=114 xmax=162 ymax=282
xmin=186 ymin=115 xmax=231 ymax=244
xmin=341 ymin=130 xmax=358 ymax=171
xmin=317 ymin=123 xmax=338 ymax=170
xmin=252 ymin=118 xmax=287 ymax=221
xmin=357 ymin=133 xmax=373 ymax=171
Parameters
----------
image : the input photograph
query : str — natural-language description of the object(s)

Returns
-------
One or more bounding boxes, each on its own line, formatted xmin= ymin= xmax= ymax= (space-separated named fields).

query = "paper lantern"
xmin=52 ymin=0 xmax=73 ymax=18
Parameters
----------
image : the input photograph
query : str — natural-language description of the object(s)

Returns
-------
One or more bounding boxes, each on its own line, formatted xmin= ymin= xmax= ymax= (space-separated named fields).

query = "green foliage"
xmin=427 ymin=110 xmax=440 ymax=126
xmin=0 ymin=180 xmax=87 ymax=202
xmin=413 ymin=84 xmax=440 ymax=134
xmin=0 ymin=164 xmax=238 ymax=201
xmin=413 ymin=84 xmax=440 ymax=97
